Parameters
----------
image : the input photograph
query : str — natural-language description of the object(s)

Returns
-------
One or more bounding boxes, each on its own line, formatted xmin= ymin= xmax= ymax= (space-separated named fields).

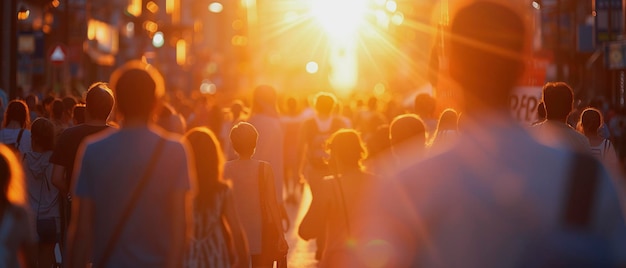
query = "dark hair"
xmin=62 ymin=97 xmax=77 ymax=113
xmin=73 ymin=104 xmax=86 ymax=125
xmin=580 ymin=107 xmax=603 ymax=136
xmin=390 ymin=114 xmax=426 ymax=146
xmin=184 ymin=127 xmax=226 ymax=211
xmin=109 ymin=61 xmax=164 ymax=120
xmin=30 ymin=118 xmax=55 ymax=151
xmin=3 ymin=100 xmax=30 ymax=128
xmin=314 ymin=92 xmax=337 ymax=116
xmin=537 ymin=102 xmax=546 ymax=121
xmin=436 ymin=109 xmax=459 ymax=132
xmin=85 ymin=82 xmax=114 ymax=121
xmin=230 ymin=122 xmax=258 ymax=157
xmin=414 ymin=94 xmax=436 ymax=118
xmin=328 ymin=129 xmax=367 ymax=169
xmin=51 ymin=99 xmax=64 ymax=121
xmin=449 ymin=2 xmax=526 ymax=105
xmin=542 ymin=82 xmax=574 ymax=120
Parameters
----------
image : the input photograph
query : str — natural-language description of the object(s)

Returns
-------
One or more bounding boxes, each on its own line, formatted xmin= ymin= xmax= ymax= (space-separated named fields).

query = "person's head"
xmin=0 ymin=144 xmax=26 ymax=206
xmin=327 ymin=129 xmax=367 ymax=170
xmin=542 ymin=82 xmax=574 ymax=121
xmin=85 ymin=82 xmax=114 ymax=122
xmin=314 ymin=92 xmax=337 ymax=117
xmin=286 ymin=96 xmax=298 ymax=115
xmin=24 ymin=94 xmax=38 ymax=111
xmin=51 ymin=99 xmax=64 ymax=121
xmin=251 ymin=85 xmax=278 ymax=116
xmin=30 ymin=118 xmax=55 ymax=151
xmin=414 ymin=93 xmax=436 ymax=118
xmin=230 ymin=100 xmax=245 ymax=119
xmin=436 ymin=108 xmax=459 ymax=132
xmin=73 ymin=104 xmax=86 ymax=125
xmin=42 ymin=95 xmax=55 ymax=116
xmin=62 ymin=96 xmax=77 ymax=119
xmin=184 ymin=127 xmax=224 ymax=209
xmin=389 ymin=114 xmax=427 ymax=151
xmin=368 ymin=96 xmax=378 ymax=111
xmin=109 ymin=60 xmax=164 ymax=123
xmin=230 ymin=122 xmax=258 ymax=158
xmin=579 ymin=107 xmax=603 ymax=136
xmin=3 ymin=100 xmax=30 ymax=128
xmin=448 ymin=1 xmax=528 ymax=109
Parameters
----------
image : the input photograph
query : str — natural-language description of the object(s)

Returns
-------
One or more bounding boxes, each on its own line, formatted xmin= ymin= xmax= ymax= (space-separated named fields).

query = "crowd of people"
xmin=1 ymin=0 xmax=626 ymax=267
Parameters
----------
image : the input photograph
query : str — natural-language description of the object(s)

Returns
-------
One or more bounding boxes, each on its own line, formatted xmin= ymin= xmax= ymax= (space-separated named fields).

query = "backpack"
xmin=305 ymin=117 xmax=344 ymax=168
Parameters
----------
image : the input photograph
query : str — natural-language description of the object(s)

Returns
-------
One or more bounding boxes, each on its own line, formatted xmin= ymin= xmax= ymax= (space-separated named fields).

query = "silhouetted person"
xmin=350 ymin=2 xmax=626 ymax=267
xmin=578 ymin=107 xmax=619 ymax=166
xmin=532 ymin=82 xmax=590 ymax=153
xmin=429 ymin=108 xmax=460 ymax=153
xmin=23 ymin=118 xmax=58 ymax=268
xmin=68 ymin=61 xmax=193 ymax=268
xmin=299 ymin=129 xmax=377 ymax=266
xmin=0 ymin=100 xmax=32 ymax=154
xmin=0 ymin=144 xmax=36 ymax=267
xmin=224 ymin=122 xmax=288 ymax=268
xmin=184 ymin=127 xmax=249 ymax=268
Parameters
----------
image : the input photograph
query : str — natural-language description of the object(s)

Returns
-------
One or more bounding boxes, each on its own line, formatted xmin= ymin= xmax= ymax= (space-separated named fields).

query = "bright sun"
xmin=310 ymin=0 xmax=368 ymax=38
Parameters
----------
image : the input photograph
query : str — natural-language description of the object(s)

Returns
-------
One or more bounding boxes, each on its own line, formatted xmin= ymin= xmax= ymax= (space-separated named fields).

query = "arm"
xmin=167 ymin=190 xmax=189 ymax=268
xmin=67 ymin=197 xmax=94 ymax=268
xmin=223 ymin=189 xmax=250 ymax=268
xmin=51 ymin=164 xmax=68 ymax=194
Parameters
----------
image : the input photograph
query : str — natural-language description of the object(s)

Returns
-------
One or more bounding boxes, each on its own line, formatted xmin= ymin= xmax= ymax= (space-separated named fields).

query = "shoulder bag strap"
xmin=16 ymin=128 xmax=24 ymax=149
xmin=333 ymin=177 xmax=351 ymax=235
xmin=97 ymin=137 xmax=166 ymax=268
xmin=562 ymin=153 xmax=599 ymax=229
xmin=258 ymin=161 xmax=269 ymax=218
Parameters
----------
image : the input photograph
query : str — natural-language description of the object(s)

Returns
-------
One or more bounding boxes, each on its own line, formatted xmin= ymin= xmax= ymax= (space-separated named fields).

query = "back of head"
xmin=368 ymin=96 xmax=378 ymax=111
xmin=580 ymin=108 xmax=603 ymax=135
xmin=184 ymin=128 xmax=224 ymax=199
xmin=52 ymin=99 xmax=64 ymax=120
xmin=449 ymin=1 xmax=528 ymax=108
xmin=24 ymin=94 xmax=38 ymax=109
xmin=73 ymin=104 xmax=86 ymax=125
xmin=437 ymin=108 xmax=459 ymax=131
xmin=31 ymin=117 xmax=55 ymax=151
xmin=230 ymin=122 xmax=258 ymax=157
xmin=390 ymin=114 xmax=427 ymax=146
xmin=4 ymin=100 xmax=29 ymax=128
xmin=85 ymin=82 xmax=114 ymax=121
xmin=414 ymin=94 xmax=436 ymax=118
xmin=328 ymin=129 xmax=367 ymax=168
xmin=62 ymin=97 xmax=77 ymax=113
xmin=542 ymin=82 xmax=574 ymax=121
xmin=314 ymin=92 xmax=337 ymax=116
xmin=109 ymin=60 xmax=164 ymax=120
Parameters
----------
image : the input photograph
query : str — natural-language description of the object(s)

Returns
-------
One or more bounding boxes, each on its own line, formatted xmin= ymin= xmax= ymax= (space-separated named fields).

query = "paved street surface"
xmin=285 ymin=185 xmax=318 ymax=268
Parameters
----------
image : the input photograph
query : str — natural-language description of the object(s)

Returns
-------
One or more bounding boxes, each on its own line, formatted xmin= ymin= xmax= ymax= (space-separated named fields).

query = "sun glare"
xmin=310 ymin=0 xmax=368 ymax=38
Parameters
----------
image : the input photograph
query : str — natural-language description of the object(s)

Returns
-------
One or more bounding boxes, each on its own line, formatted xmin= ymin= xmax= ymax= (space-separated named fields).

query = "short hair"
xmin=449 ymin=1 xmax=527 ymax=104
xmin=3 ymin=100 xmax=30 ymax=128
xmin=314 ymin=92 xmax=337 ymax=115
xmin=414 ymin=94 xmax=436 ymax=118
xmin=230 ymin=122 xmax=258 ymax=157
xmin=73 ymin=104 xmax=86 ymax=125
xmin=390 ymin=114 xmax=426 ymax=146
xmin=51 ymin=99 xmax=64 ymax=120
xmin=30 ymin=118 xmax=55 ymax=151
xmin=327 ymin=129 xmax=367 ymax=167
xmin=109 ymin=60 xmax=164 ymax=119
xmin=580 ymin=107 xmax=603 ymax=135
xmin=542 ymin=82 xmax=574 ymax=120
xmin=437 ymin=109 xmax=459 ymax=132
xmin=85 ymin=82 xmax=114 ymax=121
xmin=62 ymin=97 xmax=77 ymax=113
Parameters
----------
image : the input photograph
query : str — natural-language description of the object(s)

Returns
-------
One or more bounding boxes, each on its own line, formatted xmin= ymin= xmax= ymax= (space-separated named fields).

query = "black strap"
xmin=333 ymin=176 xmax=351 ymax=235
xmin=97 ymin=137 xmax=166 ymax=268
xmin=16 ymin=128 xmax=24 ymax=149
xmin=562 ymin=153 xmax=600 ymax=229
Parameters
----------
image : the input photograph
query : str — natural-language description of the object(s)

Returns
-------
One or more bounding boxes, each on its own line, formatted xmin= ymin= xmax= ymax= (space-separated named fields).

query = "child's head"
xmin=230 ymin=122 xmax=258 ymax=158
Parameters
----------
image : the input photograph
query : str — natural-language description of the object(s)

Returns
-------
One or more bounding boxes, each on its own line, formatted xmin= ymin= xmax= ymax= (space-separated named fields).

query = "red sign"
xmin=49 ymin=44 xmax=67 ymax=65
